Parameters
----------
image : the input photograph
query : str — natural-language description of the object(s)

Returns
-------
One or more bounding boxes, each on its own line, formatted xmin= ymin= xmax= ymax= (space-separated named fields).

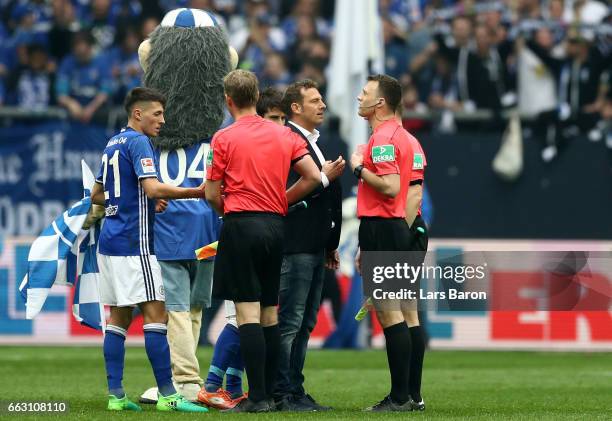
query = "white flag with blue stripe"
xmin=72 ymin=223 xmax=104 ymax=330
xmin=19 ymin=161 xmax=105 ymax=331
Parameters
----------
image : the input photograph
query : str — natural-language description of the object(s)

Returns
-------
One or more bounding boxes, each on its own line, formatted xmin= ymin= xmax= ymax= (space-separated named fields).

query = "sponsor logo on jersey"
xmin=141 ymin=158 xmax=156 ymax=173
xmin=105 ymin=205 xmax=118 ymax=216
xmin=372 ymin=145 xmax=396 ymax=163
xmin=206 ymin=149 xmax=213 ymax=167
xmin=413 ymin=153 xmax=424 ymax=170
xmin=106 ymin=136 xmax=127 ymax=147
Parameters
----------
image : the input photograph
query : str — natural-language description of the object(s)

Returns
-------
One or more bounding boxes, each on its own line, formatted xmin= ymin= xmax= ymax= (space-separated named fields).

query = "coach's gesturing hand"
xmin=322 ymin=156 xmax=346 ymax=182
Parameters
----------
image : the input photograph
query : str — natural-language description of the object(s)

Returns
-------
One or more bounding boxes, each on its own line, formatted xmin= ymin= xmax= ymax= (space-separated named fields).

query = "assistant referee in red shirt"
xmin=205 ymin=70 xmax=321 ymax=413
xmin=350 ymin=74 xmax=416 ymax=412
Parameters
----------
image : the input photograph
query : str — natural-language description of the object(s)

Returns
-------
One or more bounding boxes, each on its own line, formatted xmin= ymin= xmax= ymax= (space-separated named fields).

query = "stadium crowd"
xmin=0 ymin=0 xmax=610 ymax=154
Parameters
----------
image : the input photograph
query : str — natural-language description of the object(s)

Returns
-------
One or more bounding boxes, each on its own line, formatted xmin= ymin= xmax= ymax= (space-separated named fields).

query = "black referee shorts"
xmin=360 ymin=216 xmax=428 ymax=310
xmin=358 ymin=217 xmax=412 ymax=252
xmin=213 ymin=212 xmax=284 ymax=306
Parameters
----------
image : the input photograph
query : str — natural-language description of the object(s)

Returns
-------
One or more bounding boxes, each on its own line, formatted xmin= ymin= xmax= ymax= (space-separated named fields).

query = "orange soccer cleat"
xmin=197 ymin=387 xmax=237 ymax=410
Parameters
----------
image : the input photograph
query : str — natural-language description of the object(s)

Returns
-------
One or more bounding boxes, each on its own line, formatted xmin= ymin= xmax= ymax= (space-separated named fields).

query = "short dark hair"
xmin=256 ymin=87 xmax=284 ymax=117
xmin=72 ymin=30 xmax=95 ymax=47
xmin=124 ymin=87 xmax=166 ymax=115
xmin=282 ymin=79 xmax=319 ymax=117
xmin=367 ymin=74 xmax=402 ymax=112
xmin=224 ymin=69 xmax=259 ymax=108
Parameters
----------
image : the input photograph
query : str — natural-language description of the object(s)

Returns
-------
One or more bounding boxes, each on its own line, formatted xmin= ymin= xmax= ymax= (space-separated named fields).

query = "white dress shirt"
xmin=288 ymin=121 xmax=330 ymax=187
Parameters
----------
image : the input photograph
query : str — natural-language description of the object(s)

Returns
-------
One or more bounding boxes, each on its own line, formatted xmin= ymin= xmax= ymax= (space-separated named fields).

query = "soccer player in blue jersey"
xmin=90 ymin=87 xmax=207 ymax=412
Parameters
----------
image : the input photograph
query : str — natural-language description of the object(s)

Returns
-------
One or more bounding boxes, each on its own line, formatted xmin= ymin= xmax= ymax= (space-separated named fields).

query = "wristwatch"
xmin=353 ymin=164 xmax=364 ymax=179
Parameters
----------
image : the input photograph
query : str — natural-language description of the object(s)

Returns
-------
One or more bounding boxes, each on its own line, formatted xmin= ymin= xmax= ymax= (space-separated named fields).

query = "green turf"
xmin=0 ymin=346 xmax=610 ymax=420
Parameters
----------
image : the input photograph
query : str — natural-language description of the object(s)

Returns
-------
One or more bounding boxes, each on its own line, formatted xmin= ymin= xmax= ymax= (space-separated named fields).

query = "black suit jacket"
xmin=284 ymin=122 xmax=342 ymax=254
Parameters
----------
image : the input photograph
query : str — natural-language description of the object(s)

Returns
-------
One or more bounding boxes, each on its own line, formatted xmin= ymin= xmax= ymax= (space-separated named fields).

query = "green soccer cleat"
xmin=156 ymin=392 xmax=209 ymax=412
xmin=107 ymin=395 xmax=142 ymax=411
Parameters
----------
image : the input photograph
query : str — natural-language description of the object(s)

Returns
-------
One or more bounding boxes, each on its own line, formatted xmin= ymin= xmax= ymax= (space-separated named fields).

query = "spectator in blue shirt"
xmin=107 ymin=26 xmax=142 ymax=104
xmin=85 ymin=0 xmax=118 ymax=51
xmin=382 ymin=17 xmax=409 ymax=80
xmin=48 ymin=0 xmax=81 ymax=63
xmin=3 ymin=4 xmax=48 ymax=72
xmin=56 ymin=30 xmax=112 ymax=124
xmin=259 ymin=52 xmax=291 ymax=90
xmin=232 ymin=12 xmax=287 ymax=75
xmin=6 ymin=43 xmax=54 ymax=109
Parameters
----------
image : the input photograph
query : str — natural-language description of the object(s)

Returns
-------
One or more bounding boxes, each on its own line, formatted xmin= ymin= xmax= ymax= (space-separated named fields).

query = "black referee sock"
xmin=383 ymin=322 xmax=412 ymax=405
xmin=238 ymin=323 xmax=267 ymax=402
xmin=409 ymin=325 xmax=426 ymax=402
xmin=262 ymin=324 xmax=280 ymax=398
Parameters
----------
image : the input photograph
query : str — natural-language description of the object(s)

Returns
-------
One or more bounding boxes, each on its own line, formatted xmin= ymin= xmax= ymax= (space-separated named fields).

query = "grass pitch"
xmin=0 ymin=346 xmax=610 ymax=420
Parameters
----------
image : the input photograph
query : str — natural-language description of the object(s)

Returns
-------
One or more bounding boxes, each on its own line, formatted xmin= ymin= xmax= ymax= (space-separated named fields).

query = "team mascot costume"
xmin=138 ymin=8 xmax=238 ymax=403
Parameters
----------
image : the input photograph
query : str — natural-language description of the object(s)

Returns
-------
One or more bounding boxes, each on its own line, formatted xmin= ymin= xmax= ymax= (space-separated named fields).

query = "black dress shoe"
xmin=293 ymin=393 xmax=332 ymax=411
xmin=274 ymin=397 xmax=293 ymax=412
xmin=221 ymin=398 xmax=271 ymax=413
xmin=364 ymin=395 xmax=413 ymax=412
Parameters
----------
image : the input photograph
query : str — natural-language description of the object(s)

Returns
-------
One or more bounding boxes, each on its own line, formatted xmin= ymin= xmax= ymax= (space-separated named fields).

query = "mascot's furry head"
xmin=138 ymin=8 xmax=239 ymax=150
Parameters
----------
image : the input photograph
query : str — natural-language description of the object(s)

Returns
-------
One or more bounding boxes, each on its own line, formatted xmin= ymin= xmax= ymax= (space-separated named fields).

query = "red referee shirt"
xmin=356 ymin=119 xmax=414 ymax=218
xmin=408 ymin=133 xmax=427 ymax=215
xmin=206 ymin=115 xmax=309 ymax=215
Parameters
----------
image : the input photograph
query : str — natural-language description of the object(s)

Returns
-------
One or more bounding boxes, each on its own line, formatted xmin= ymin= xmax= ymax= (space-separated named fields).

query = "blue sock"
xmin=225 ymin=324 xmax=244 ymax=398
xmin=226 ymin=352 xmax=244 ymax=399
xmin=143 ymin=323 xmax=176 ymax=397
xmin=103 ymin=325 xmax=127 ymax=398
xmin=205 ymin=324 xmax=240 ymax=392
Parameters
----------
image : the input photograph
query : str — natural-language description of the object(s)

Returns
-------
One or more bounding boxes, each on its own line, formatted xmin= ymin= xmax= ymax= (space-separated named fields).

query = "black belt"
xmin=224 ymin=211 xmax=283 ymax=219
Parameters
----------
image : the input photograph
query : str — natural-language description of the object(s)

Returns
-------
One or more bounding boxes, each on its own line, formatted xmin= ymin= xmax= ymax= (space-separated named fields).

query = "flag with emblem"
xmin=19 ymin=161 xmax=105 ymax=331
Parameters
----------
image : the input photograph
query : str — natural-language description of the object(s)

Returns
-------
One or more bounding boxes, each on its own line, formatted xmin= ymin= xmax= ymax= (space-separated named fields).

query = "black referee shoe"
xmin=364 ymin=395 xmax=413 ymax=412
xmin=221 ymin=398 xmax=271 ymax=413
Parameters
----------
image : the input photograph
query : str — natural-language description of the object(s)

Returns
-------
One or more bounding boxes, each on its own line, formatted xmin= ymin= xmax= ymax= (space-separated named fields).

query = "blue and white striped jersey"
xmin=95 ymin=127 xmax=157 ymax=256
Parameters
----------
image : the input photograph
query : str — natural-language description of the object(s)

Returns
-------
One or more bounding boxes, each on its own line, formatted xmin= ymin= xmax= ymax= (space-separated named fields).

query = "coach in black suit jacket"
xmin=274 ymin=80 xmax=344 ymax=411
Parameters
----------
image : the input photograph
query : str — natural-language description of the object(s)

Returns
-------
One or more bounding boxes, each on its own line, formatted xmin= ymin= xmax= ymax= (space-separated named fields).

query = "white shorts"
xmin=224 ymin=300 xmax=237 ymax=327
xmin=98 ymin=254 xmax=165 ymax=306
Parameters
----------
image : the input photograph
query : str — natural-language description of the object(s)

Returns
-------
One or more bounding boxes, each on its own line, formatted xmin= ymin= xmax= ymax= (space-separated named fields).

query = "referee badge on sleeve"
xmin=372 ymin=145 xmax=395 ymax=164
xmin=413 ymin=153 xmax=424 ymax=170
xmin=206 ymin=149 xmax=213 ymax=167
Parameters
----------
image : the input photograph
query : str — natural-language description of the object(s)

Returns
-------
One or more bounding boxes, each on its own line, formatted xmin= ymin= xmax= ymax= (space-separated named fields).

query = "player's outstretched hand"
xmin=155 ymin=199 xmax=168 ymax=213
xmin=195 ymin=182 xmax=206 ymax=198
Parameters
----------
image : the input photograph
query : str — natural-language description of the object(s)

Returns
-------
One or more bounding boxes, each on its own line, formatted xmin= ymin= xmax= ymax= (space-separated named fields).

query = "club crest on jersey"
xmin=141 ymin=158 xmax=156 ymax=173
xmin=413 ymin=153 xmax=424 ymax=170
xmin=206 ymin=149 xmax=213 ymax=167
xmin=372 ymin=145 xmax=395 ymax=163
xmin=105 ymin=205 xmax=118 ymax=216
